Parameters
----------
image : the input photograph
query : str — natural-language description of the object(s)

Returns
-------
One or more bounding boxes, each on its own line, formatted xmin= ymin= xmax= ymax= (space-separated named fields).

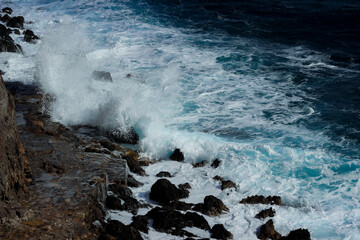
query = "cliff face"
xmin=0 ymin=75 xmax=31 ymax=209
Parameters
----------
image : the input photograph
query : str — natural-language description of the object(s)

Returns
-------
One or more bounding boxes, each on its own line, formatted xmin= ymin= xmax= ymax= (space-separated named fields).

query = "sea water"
xmin=1 ymin=0 xmax=360 ymax=239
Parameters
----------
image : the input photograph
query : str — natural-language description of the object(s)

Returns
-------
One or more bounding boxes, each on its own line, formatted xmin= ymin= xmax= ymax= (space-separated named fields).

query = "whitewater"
xmin=1 ymin=0 xmax=360 ymax=239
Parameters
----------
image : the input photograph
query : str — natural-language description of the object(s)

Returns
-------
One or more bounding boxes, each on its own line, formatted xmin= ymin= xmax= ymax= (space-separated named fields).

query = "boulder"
xmin=108 ymin=184 xmax=133 ymax=200
xmin=278 ymin=228 xmax=311 ymax=240
xmin=7 ymin=16 xmax=24 ymax=29
xmin=170 ymin=148 xmax=184 ymax=161
xmin=255 ymin=208 xmax=275 ymax=219
xmin=211 ymin=159 xmax=221 ymax=168
xmin=240 ymin=195 xmax=281 ymax=205
xmin=211 ymin=224 xmax=234 ymax=240
xmin=1 ymin=14 xmax=11 ymax=23
xmin=103 ymin=220 xmax=144 ymax=240
xmin=257 ymin=219 xmax=282 ymax=240
xmin=156 ymin=171 xmax=172 ymax=178
xmin=193 ymin=160 xmax=206 ymax=168
xmin=178 ymin=182 xmax=191 ymax=190
xmin=149 ymin=179 xmax=188 ymax=204
xmin=23 ymin=29 xmax=39 ymax=43
xmin=213 ymin=175 xmax=224 ymax=182
xmin=2 ymin=7 xmax=12 ymax=15
xmin=193 ymin=195 xmax=229 ymax=216
xmin=92 ymin=70 xmax=113 ymax=82
xmin=221 ymin=180 xmax=237 ymax=191
xmin=130 ymin=215 xmax=149 ymax=233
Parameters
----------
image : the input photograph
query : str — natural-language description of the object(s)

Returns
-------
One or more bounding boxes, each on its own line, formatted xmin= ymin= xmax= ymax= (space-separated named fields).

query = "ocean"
xmin=1 ymin=0 xmax=360 ymax=239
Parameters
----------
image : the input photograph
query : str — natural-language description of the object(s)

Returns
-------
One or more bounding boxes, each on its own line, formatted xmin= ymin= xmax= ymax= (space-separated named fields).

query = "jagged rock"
xmin=109 ymin=184 xmax=133 ymax=199
xmin=127 ymin=174 xmax=143 ymax=187
xmin=170 ymin=148 xmax=184 ymax=161
xmin=278 ymin=228 xmax=311 ymax=240
xmin=147 ymin=207 xmax=210 ymax=236
xmin=1 ymin=14 xmax=11 ymax=23
xmin=105 ymin=194 xmax=141 ymax=214
xmin=211 ymin=224 xmax=234 ymax=239
xmin=156 ymin=171 xmax=172 ymax=177
xmin=149 ymin=179 xmax=188 ymax=204
xmin=0 ymin=24 xmax=22 ymax=53
xmin=105 ymin=127 xmax=139 ymax=144
xmin=103 ymin=220 xmax=144 ymax=240
xmin=24 ymin=29 xmax=39 ymax=43
xmin=0 ymin=76 xmax=31 ymax=210
xmin=193 ymin=160 xmax=206 ymax=168
xmin=178 ymin=182 xmax=191 ymax=190
xmin=7 ymin=16 xmax=24 ymax=29
xmin=255 ymin=208 xmax=275 ymax=219
xmin=105 ymin=195 xmax=123 ymax=210
xmin=100 ymin=139 xmax=116 ymax=151
xmin=193 ymin=195 xmax=229 ymax=217
xmin=221 ymin=180 xmax=237 ymax=191
xmin=213 ymin=175 xmax=224 ymax=182
xmin=257 ymin=219 xmax=282 ymax=240
xmin=92 ymin=70 xmax=113 ymax=82
xmin=2 ymin=8 xmax=12 ymax=15
xmin=122 ymin=150 xmax=145 ymax=176
xmin=130 ymin=215 xmax=149 ymax=233
xmin=240 ymin=195 xmax=281 ymax=205
xmin=211 ymin=159 xmax=221 ymax=168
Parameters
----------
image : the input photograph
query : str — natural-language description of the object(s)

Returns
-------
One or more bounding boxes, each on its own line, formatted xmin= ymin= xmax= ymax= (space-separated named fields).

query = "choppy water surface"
xmin=3 ymin=0 xmax=360 ymax=239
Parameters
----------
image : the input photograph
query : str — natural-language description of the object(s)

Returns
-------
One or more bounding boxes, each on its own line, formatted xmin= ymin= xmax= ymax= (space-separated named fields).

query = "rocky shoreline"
xmin=0 ymin=7 xmax=311 ymax=240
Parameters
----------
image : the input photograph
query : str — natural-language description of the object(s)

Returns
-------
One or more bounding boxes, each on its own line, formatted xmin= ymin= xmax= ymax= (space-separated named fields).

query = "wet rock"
xmin=147 ymin=207 xmax=210 ymax=236
xmin=12 ymin=29 xmax=20 ymax=35
xmin=0 ymin=24 xmax=11 ymax=35
xmin=84 ymin=145 xmax=111 ymax=154
xmin=105 ymin=195 xmax=123 ymax=210
xmin=193 ymin=195 xmax=229 ymax=217
xmin=7 ymin=16 xmax=24 ymax=29
xmin=127 ymin=174 xmax=144 ymax=187
xmin=130 ymin=215 xmax=149 ymax=233
xmin=255 ymin=208 xmax=275 ymax=219
xmin=100 ymin=139 xmax=116 ymax=151
xmin=105 ymin=127 xmax=139 ymax=144
xmin=211 ymin=159 xmax=221 ymax=168
xmin=1 ymin=14 xmax=11 ymax=23
xmin=0 ymin=24 xmax=22 ymax=53
xmin=213 ymin=175 xmax=224 ymax=182
xmin=103 ymin=220 xmax=144 ymax=240
xmin=170 ymin=148 xmax=184 ymax=161
xmin=2 ymin=8 xmax=12 ymax=15
xmin=211 ymin=224 xmax=234 ymax=240
xmin=240 ymin=195 xmax=282 ymax=205
xmin=156 ymin=171 xmax=172 ymax=178
xmin=23 ymin=29 xmax=39 ymax=43
xmin=105 ymin=158 xmax=129 ymax=186
xmin=92 ymin=70 xmax=113 ymax=82
xmin=178 ymin=182 xmax=191 ymax=190
xmin=221 ymin=180 xmax=237 ymax=191
xmin=278 ymin=228 xmax=311 ymax=240
xmin=193 ymin=160 xmax=207 ymax=168
xmin=257 ymin=219 xmax=282 ymax=240
xmin=163 ymin=200 xmax=194 ymax=211
xmin=149 ymin=179 xmax=188 ymax=204
xmin=108 ymin=184 xmax=133 ymax=200
xmin=122 ymin=150 xmax=145 ymax=176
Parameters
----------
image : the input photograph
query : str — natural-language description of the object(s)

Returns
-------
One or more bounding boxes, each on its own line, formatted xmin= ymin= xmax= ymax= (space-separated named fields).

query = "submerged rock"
xmin=92 ymin=70 xmax=113 ymax=82
xmin=221 ymin=180 xmax=237 ymax=191
xmin=24 ymin=29 xmax=39 ymax=43
xmin=149 ymin=179 xmax=188 ymax=204
xmin=211 ymin=158 xmax=221 ymax=168
xmin=257 ymin=219 xmax=282 ymax=240
xmin=240 ymin=195 xmax=281 ymax=205
xmin=193 ymin=195 xmax=229 ymax=217
xmin=211 ymin=224 xmax=234 ymax=240
xmin=193 ymin=160 xmax=207 ymax=168
xmin=170 ymin=148 xmax=184 ymax=161
xmin=255 ymin=207 xmax=275 ymax=219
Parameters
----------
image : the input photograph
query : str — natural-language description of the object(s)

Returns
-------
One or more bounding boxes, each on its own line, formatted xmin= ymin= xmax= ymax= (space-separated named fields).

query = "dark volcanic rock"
xmin=0 ymin=76 xmax=31 ymax=205
xmin=211 ymin=158 xmax=221 ymax=168
xmin=170 ymin=148 xmax=184 ymax=161
xmin=156 ymin=171 xmax=172 ymax=178
xmin=105 ymin=195 xmax=123 ymax=210
xmin=92 ymin=70 xmax=113 ymax=82
xmin=127 ymin=174 xmax=144 ymax=187
xmin=211 ymin=224 xmax=234 ymax=240
xmin=105 ymin=194 xmax=141 ymax=214
xmin=105 ymin=127 xmax=139 ymax=144
xmin=109 ymin=184 xmax=133 ymax=200
xmin=0 ymin=24 xmax=22 ymax=53
xmin=221 ymin=180 xmax=237 ymax=191
xmin=2 ymin=8 xmax=13 ymax=15
xmin=163 ymin=200 xmax=194 ymax=211
xmin=104 ymin=220 xmax=144 ymax=240
xmin=193 ymin=160 xmax=206 ymax=168
xmin=240 ymin=195 xmax=281 ymax=205
xmin=122 ymin=150 xmax=145 ymax=176
xmin=193 ymin=195 xmax=229 ymax=217
xmin=278 ymin=228 xmax=311 ymax=240
xmin=178 ymin=182 xmax=191 ymax=190
xmin=100 ymin=139 xmax=116 ymax=151
xmin=255 ymin=208 xmax=275 ymax=219
xmin=213 ymin=175 xmax=224 ymax=182
xmin=24 ymin=29 xmax=39 ymax=43
xmin=1 ymin=14 xmax=11 ymax=23
xmin=147 ymin=207 xmax=210 ymax=236
xmin=7 ymin=16 xmax=24 ymax=29
xmin=149 ymin=179 xmax=187 ymax=204
xmin=257 ymin=219 xmax=282 ymax=240
xmin=130 ymin=215 xmax=149 ymax=233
